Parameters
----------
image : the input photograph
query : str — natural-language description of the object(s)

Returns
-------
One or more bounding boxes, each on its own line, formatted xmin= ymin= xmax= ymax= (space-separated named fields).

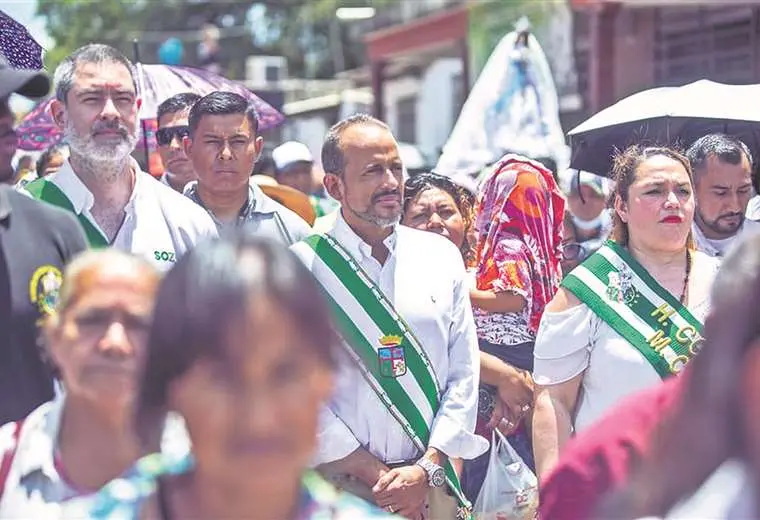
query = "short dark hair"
xmin=135 ymin=233 xmax=337 ymax=447
xmin=321 ymin=113 xmax=389 ymax=177
xmin=188 ymin=91 xmax=259 ymax=136
xmin=54 ymin=44 xmax=137 ymax=104
xmin=156 ymin=92 xmax=201 ymax=125
xmin=686 ymin=133 xmax=753 ymax=180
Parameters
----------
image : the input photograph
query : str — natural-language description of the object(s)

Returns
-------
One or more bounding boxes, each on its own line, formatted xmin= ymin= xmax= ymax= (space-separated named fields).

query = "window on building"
xmin=396 ymin=96 xmax=417 ymax=144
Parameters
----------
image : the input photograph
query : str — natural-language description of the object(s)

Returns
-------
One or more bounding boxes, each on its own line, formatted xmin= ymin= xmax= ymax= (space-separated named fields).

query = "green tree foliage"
xmin=36 ymin=0 xmax=401 ymax=79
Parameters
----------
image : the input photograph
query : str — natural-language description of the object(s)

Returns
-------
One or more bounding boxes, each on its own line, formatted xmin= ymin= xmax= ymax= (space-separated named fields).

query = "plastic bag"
xmin=473 ymin=429 xmax=539 ymax=520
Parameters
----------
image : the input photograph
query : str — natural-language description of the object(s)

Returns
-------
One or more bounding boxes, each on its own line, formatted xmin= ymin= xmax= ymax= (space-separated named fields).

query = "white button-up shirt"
xmin=297 ymin=213 xmax=487 ymax=465
xmin=24 ymin=160 xmax=218 ymax=271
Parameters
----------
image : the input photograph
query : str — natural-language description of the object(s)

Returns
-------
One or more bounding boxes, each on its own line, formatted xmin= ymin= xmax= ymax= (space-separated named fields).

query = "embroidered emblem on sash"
xmin=378 ymin=335 xmax=406 ymax=378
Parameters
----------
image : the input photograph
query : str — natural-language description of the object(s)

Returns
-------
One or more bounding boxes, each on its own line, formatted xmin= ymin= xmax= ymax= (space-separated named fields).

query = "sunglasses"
xmin=155 ymin=125 xmax=190 ymax=146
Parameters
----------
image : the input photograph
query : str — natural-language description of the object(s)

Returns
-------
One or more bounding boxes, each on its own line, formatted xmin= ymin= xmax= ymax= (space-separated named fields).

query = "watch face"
xmin=431 ymin=468 xmax=446 ymax=488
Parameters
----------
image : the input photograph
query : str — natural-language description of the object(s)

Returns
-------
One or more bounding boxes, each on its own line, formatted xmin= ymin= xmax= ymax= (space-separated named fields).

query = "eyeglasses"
xmin=562 ymin=242 xmax=589 ymax=262
xmin=155 ymin=125 xmax=190 ymax=146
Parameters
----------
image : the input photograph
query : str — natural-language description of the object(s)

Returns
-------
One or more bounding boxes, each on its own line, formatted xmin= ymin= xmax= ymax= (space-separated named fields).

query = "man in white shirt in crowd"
xmin=687 ymin=133 xmax=760 ymax=257
xmin=292 ymin=114 xmax=485 ymax=519
xmin=272 ymin=140 xmax=339 ymax=218
xmin=23 ymin=44 xmax=217 ymax=271
xmin=155 ymin=92 xmax=200 ymax=192
xmin=183 ymin=91 xmax=310 ymax=244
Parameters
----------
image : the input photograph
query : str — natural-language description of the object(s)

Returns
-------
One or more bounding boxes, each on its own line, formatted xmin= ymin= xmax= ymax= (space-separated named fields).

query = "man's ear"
xmin=254 ymin=136 xmax=264 ymax=162
xmin=323 ymin=173 xmax=344 ymax=203
xmin=50 ymin=100 xmax=65 ymax=129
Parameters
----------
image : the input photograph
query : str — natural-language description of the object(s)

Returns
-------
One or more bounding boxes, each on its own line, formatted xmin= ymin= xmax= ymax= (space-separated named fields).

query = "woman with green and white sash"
xmin=531 ymin=146 xmax=721 ymax=479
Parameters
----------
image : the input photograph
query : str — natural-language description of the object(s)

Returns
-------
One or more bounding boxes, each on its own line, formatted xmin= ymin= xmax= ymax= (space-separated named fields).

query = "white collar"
xmin=50 ymin=158 xmax=142 ymax=214
xmin=329 ymin=210 xmax=398 ymax=262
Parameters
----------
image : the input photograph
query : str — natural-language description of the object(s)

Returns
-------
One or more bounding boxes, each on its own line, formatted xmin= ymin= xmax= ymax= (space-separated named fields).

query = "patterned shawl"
xmin=472 ymin=154 xmax=565 ymax=334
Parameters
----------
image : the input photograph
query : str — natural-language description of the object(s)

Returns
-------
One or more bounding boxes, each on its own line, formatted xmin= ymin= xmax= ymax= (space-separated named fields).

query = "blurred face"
xmin=694 ymin=155 xmax=754 ymax=240
xmin=0 ymin=97 xmax=17 ymax=183
xmin=615 ymin=154 xmax=695 ymax=253
xmin=185 ymin=113 xmax=263 ymax=195
xmin=402 ymin=187 xmax=466 ymax=249
xmin=324 ymin=124 xmax=404 ymax=228
xmin=51 ymin=60 xmax=139 ymax=164
xmin=168 ymin=295 xmax=332 ymax=493
xmin=47 ymin=262 xmax=158 ymax=411
xmin=567 ymin=184 xmax=606 ymax=222
xmin=277 ymin=161 xmax=313 ymax=195
xmin=157 ymin=109 xmax=196 ymax=191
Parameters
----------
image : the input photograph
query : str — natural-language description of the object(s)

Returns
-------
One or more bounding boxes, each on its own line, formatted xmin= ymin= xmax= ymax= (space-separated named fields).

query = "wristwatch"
xmin=415 ymin=457 xmax=446 ymax=488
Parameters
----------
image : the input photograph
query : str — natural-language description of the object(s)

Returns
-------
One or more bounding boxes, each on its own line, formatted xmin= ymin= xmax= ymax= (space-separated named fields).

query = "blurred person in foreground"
xmin=183 ymin=92 xmax=310 ymax=244
xmin=0 ymin=250 xmax=160 ymax=517
xmin=591 ymin=232 xmax=760 ymax=519
xmin=688 ymin=133 xmax=760 ymax=257
xmin=292 ymin=114 xmax=485 ymax=519
xmin=84 ymin=234 xmax=395 ymax=520
xmin=561 ymin=171 xmax=613 ymax=274
xmin=155 ymin=92 xmax=200 ymax=193
xmin=0 ymin=56 xmax=88 ymax=424
xmin=401 ymin=171 xmax=476 ymax=264
xmin=22 ymin=44 xmax=216 ymax=267
xmin=532 ymin=145 xmax=720 ymax=479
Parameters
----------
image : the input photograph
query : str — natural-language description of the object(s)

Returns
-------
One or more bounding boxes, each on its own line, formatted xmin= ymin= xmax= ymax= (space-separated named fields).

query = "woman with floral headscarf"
xmin=462 ymin=154 xmax=564 ymax=501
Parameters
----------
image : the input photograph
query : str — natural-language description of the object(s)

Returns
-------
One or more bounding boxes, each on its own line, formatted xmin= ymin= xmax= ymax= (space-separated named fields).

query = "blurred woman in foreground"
xmin=87 ymin=235 xmax=394 ymax=520
xmin=596 ymin=233 xmax=760 ymax=519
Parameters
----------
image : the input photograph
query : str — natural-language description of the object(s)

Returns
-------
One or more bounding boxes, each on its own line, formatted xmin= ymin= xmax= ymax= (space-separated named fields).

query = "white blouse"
xmin=533 ymin=251 xmax=720 ymax=432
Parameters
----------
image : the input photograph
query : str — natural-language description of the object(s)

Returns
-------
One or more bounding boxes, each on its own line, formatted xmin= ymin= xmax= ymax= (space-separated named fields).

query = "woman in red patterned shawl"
xmin=461 ymin=154 xmax=565 ymax=502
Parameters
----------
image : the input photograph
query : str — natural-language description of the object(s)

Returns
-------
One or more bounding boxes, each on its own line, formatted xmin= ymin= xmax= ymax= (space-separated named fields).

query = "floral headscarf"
xmin=472 ymin=154 xmax=565 ymax=334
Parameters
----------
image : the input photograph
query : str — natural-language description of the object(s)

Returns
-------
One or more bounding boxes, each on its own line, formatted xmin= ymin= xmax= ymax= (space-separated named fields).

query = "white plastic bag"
xmin=473 ymin=429 xmax=539 ymax=520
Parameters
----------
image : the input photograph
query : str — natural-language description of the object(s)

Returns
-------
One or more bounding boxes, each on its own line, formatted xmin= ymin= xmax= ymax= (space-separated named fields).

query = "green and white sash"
xmin=562 ymin=240 xmax=704 ymax=379
xmin=25 ymin=178 xmax=109 ymax=248
xmin=293 ymin=233 xmax=472 ymax=519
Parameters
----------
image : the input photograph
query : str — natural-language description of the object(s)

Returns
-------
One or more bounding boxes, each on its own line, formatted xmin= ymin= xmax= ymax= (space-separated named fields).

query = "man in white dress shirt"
xmin=23 ymin=44 xmax=217 ymax=271
xmin=687 ymin=134 xmax=760 ymax=257
xmin=292 ymin=114 xmax=485 ymax=519
xmin=156 ymin=92 xmax=200 ymax=192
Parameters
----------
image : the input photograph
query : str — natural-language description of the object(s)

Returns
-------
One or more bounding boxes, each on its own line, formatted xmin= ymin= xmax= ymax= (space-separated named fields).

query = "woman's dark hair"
xmin=609 ymin=145 xmax=694 ymax=247
xmin=595 ymin=233 xmax=760 ymax=518
xmin=135 ymin=233 xmax=337 ymax=447
xmin=403 ymin=172 xmax=476 ymax=263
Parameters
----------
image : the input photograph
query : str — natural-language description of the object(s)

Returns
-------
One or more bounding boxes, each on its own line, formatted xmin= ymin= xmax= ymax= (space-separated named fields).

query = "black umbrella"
xmin=568 ymin=80 xmax=760 ymax=179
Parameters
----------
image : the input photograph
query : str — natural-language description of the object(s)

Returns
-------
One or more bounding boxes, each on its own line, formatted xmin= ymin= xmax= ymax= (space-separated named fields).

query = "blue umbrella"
xmin=0 ymin=9 xmax=43 ymax=70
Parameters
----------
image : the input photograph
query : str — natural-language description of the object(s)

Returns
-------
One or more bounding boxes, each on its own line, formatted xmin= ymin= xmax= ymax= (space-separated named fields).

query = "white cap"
xmin=272 ymin=141 xmax=314 ymax=170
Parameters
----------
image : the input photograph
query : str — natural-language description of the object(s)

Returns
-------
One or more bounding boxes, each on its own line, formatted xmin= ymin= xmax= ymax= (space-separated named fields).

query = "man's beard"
xmin=64 ymin=117 xmax=138 ymax=167
xmin=696 ymin=208 xmax=744 ymax=239
xmin=344 ymin=188 xmax=402 ymax=228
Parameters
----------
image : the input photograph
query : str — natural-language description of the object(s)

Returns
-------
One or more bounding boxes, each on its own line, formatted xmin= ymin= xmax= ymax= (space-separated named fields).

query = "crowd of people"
xmin=2 ymin=39 xmax=760 ymax=520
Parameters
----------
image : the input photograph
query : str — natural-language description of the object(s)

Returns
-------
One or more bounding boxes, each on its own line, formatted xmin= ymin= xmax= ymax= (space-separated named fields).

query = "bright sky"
xmin=3 ymin=0 xmax=53 ymax=113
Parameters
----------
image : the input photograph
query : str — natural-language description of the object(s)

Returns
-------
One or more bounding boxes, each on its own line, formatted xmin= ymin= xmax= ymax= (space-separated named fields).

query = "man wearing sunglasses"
xmin=156 ymin=93 xmax=200 ymax=192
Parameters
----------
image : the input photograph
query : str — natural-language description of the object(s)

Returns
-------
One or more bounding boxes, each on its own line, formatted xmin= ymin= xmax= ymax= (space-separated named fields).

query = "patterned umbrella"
xmin=0 ymin=9 xmax=43 ymax=70
xmin=16 ymin=64 xmax=285 ymax=151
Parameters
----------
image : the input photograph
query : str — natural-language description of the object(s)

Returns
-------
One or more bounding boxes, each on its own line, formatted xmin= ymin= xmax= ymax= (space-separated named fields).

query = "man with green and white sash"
xmin=21 ymin=44 xmax=217 ymax=271
xmin=292 ymin=114 xmax=486 ymax=520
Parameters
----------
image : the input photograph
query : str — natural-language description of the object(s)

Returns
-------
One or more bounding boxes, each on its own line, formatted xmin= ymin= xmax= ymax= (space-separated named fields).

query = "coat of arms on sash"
xmin=606 ymin=269 xmax=637 ymax=304
xmin=378 ymin=335 xmax=407 ymax=378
